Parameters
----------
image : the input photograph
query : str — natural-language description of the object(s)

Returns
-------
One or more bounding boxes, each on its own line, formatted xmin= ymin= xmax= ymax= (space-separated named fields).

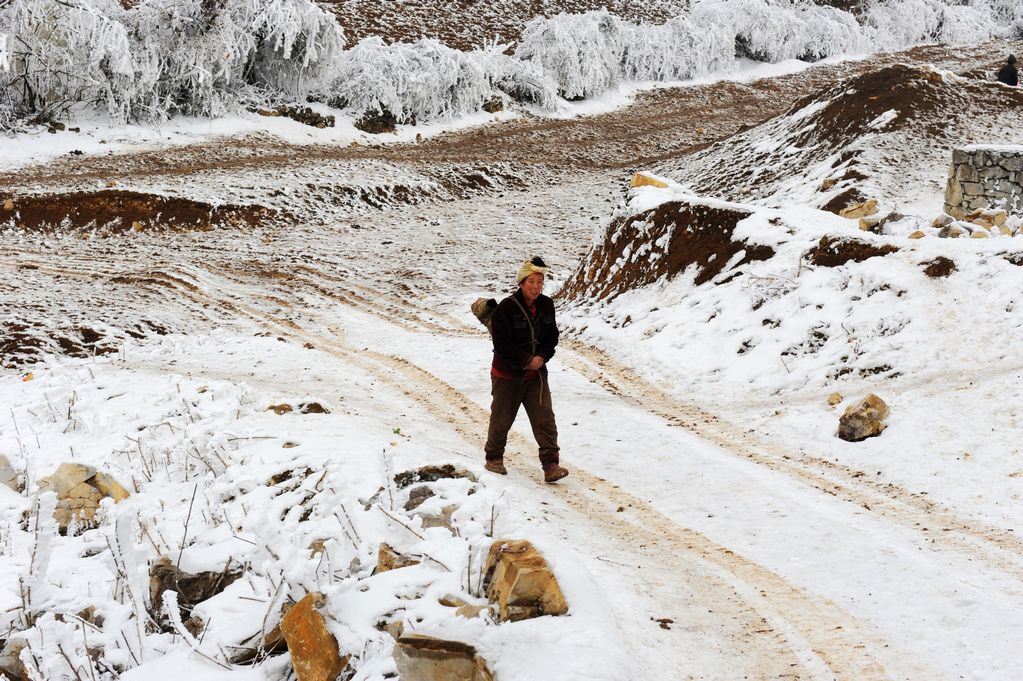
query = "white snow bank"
xmin=0 ymin=333 xmax=630 ymax=680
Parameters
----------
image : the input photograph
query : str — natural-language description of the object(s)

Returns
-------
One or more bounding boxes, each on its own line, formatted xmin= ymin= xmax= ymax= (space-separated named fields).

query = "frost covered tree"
xmin=0 ymin=0 xmax=134 ymax=123
xmin=691 ymin=0 xmax=865 ymax=63
xmin=516 ymin=10 xmax=626 ymax=100
xmin=128 ymin=0 xmax=344 ymax=119
xmin=327 ymin=37 xmax=557 ymax=123
xmin=0 ymin=0 xmax=343 ymax=123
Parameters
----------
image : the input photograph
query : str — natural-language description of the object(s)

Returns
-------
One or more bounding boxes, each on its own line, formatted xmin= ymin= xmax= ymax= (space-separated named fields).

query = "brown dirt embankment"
xmin=560 ymin=199 xmax=774 ymax=302
xmin=0 ymin=190 xmax=273 ymax=233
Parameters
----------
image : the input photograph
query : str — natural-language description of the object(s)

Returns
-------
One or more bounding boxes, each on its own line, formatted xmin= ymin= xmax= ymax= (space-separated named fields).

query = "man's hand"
xmin=525 ymin=355 xmax=545 ymax=371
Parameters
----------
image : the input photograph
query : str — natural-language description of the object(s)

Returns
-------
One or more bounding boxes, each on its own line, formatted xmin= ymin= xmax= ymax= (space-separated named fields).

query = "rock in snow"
xmin=483 ymin=539 xmax=569 ymax=622
xmin=281 ymin=593 xmax=349 ymax=681
xmin=393 ymin=634 xmax=494 ymax=681
xmin=838 ymin=393 xmax=890 ymax=442
xmin=35 ymin=463 xmax=130 ymax=531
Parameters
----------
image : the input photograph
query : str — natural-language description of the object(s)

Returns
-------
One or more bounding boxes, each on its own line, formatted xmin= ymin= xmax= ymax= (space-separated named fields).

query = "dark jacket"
xmin=997 ymin=63 xmax=1018 ymax=86
xmin=491 ymin=289 xmax=558 ymax=380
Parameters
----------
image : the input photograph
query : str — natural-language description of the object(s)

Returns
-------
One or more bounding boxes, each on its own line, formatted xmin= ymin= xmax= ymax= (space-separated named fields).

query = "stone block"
xmin=938 ymin=224 xmax=969 ymax=238
xmin=393 ymin=635 xmax=494 ymax=681
xmin=36 ymin=463 xmax=130 ymax=530
xmin=376 ymin=543 xmax=420 ymax=573
xmin=839 ymin=199 xmax=878 ymax=219
xmin=630 ymin=172 xmax=669 ymax=189
xmin=1002 ymin=155 xmax=1023 ymax=173
xmin=0 ymin=639 xmax=28 ymax=681
xmin=483 ymin=540 xmax=568 ymax=622
xmin=838 ymin=394 xmax=890 ymax=442
xmin=0 ymin=454 xmax=18 ymax=492
xmin=280 ymin=593 xmax=348 ymax=681
xmin=956 ymin=164 xmax=980 ymax=182
xmin=944 ymin=178 xmax=963 ymax=207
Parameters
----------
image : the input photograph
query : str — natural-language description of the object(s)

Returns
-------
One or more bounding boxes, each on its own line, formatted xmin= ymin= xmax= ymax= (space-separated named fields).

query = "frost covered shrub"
xmin=479 ymin=46 xmax=558 ymax=110
xmin=689 ymin=0 xmax=864 ymax=64
xmin=621 ymin=15 xmax=734 ymax=81
xmin=859 ymin=0 xmax=1017 ymax=47
xmin=516 ymin=10 xmax=626 ymax=100
xmin=128 ymin=0 xmax=344 ymax=119
xmin=329 ymin=38 xmax=557 ymax=123
xmin=0 ymin=0 xmax=134 ymax=122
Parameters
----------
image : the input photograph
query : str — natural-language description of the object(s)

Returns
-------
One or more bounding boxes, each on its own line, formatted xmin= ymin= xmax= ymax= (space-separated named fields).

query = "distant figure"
xmin=996 ymin=54 xmax=1018 ymax=87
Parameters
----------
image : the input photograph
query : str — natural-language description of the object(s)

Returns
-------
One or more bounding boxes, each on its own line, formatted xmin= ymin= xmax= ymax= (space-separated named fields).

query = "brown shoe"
xmin=484 ymin=460 xmax=508 ymax=475
xmin=543 ymin=465 xmax=569 ymax=483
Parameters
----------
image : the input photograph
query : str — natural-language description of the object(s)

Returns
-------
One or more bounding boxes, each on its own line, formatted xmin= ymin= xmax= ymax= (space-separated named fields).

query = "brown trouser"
xmin=484 ymin=376 xmax=560 ymax=468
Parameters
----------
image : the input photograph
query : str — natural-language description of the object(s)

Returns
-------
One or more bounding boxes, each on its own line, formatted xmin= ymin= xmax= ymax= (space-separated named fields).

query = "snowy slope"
xmin=657 ymin=62 xmax=1023 ymax=214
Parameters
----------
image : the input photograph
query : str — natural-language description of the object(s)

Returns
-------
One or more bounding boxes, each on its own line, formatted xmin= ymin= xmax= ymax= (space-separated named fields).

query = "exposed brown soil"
xmin=0 ymin=321 xmax=124 ymax=369
xmin=821 ymin=188 xmax=869 ymax=215
xmin=0 ymin=190 xmax=273 ymax=233
xmin=921 ymin=256 xmax=956 ymax=278
xmin=149 ymin=557 xmax=242 ymax=621
xmin=321 ymin=0 xmax=686 ymax=50
xmin=394 ymin=464 xmax=475 ymax=489
xmin=560 ymin=199 xmax=775 ymax=301
xmin=806 ymin=236 xmax=898 ymax=267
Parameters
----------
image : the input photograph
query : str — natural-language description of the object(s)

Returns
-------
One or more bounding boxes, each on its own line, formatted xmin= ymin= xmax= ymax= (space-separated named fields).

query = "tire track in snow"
xmin=557 ymin=341 xmax=1023 ymax=582
xmin=152 ymin=266 xmax=898 ymax=681
xmin=13 ymin=252 xmax=1023 ymax=589
xmin=270 ymin=260 xmax=1023 ymax=585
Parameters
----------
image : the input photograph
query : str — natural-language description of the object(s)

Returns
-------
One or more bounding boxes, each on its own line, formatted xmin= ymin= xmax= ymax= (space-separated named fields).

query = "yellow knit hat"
xmin=517 ymin=256 xmax=549 ymax=284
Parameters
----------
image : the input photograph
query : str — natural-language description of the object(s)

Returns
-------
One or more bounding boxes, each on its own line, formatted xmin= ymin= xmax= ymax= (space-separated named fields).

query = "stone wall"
xmin=944 ymin=145 xmax=1023 ymax=219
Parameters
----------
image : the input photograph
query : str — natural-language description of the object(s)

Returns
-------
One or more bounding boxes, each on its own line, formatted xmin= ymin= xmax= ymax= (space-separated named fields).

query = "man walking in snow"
xmin=483 ymin=256 xmax=569 ymax=483
xmin=996 ymin=54 xmax=1018 ymax=86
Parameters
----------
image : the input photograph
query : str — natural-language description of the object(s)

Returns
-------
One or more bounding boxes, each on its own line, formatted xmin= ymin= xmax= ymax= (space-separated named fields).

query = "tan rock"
xmin=931 ymin=214 xmax=954 ymax=228
xmin=36 ymin=463 xmax=130 ymax=530
xmin=0 ymin=454 xmax=18 ymax=492
xmin=455 ymin=604 xmax=492 ymax=619
xmin=629 ymin=172 xmax=669 ymax=190
xmin=970 ymin=228 xmax=990 ymax=239
xmin=91 ymin=471 xmax=130 ymax=501
xmin=908 ymin=230 xmax=926 ymax=239
xmin=965 ymin=208 xmax=1008 ymax=229
xmin=998 ymin=225 xmax=1013 ymax=236
xmin=858 ymin=215 xmax=883 ymax=233
xmin=0 ymin=639 xmax=29 ymax=681
xmin=439 ymin=594 xmax=467 ymax=608
xmin=838 ymin=394 xmax=890 ymax=442
xmin=280 ymin=593 xmax=348 ymax=681
xmin=483 ymin=540 xmax=568 ymax=622
xmin=268 ymin=403 xmax=293 ymax=414
xmin=131 ymin=220 xmax=143 ymax=232
xmin=417 ymin=504 xmax=457 ymax=530
xmin=938 ymin=224 xmax=969 ymax=238
xmin=382 ymin=619 xmax=405 ymax=640
xmin=827 ymin=392 xmax=843 ymax=407
xmin=2 ymin=199 xmax=13 ymax=211
xmin=393 ymin=635 xmax=494 ymax=681
xmin=375 ymin=543 xmax=420 ymax=574
xmin=820 ymin=178 xmax=837 ymax=191
xmin=839 ymin=199 xmax=878 ymax=220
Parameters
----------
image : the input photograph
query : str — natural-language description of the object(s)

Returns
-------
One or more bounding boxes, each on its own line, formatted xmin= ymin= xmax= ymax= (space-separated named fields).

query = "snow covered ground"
xmin=3 ymin=33 xmax=1023 ymax=681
